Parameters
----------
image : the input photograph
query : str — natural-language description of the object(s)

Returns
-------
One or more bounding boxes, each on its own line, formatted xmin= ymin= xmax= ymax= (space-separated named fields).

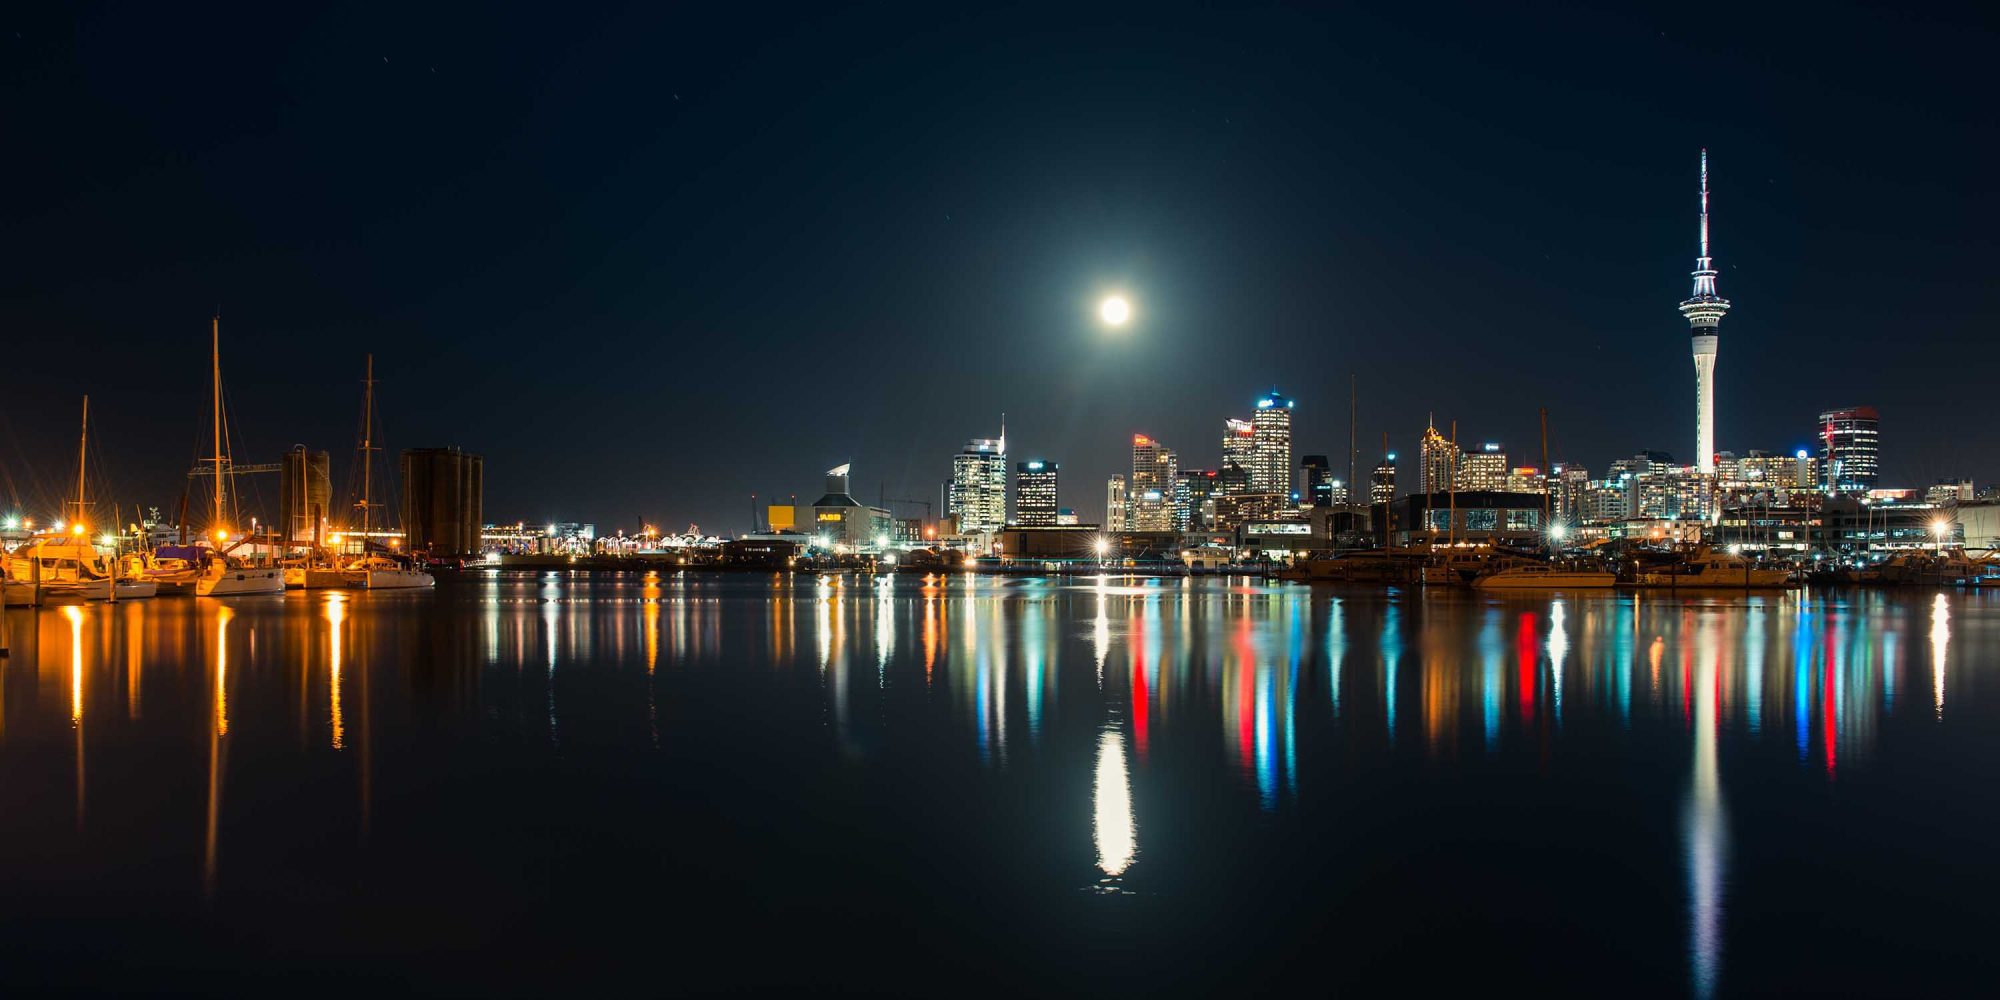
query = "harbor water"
xmin=1 ymin=572 xmax=1995 ymax=995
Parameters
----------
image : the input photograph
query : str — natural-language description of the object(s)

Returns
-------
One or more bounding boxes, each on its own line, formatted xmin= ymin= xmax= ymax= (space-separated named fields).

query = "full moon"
xmin=1099 ymin=295 xmax=1132 ymax=326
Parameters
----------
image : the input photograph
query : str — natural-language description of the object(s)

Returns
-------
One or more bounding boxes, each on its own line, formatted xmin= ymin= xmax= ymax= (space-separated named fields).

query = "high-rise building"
xmin=1418 ymin=421 xmax=1457 ymax=495
xmin=1819 ymin=406 xmax=1880 ymax=493
xmin=401 ymin=446 xmax=484 ymax=556
xmin=1371 ymin=453 xmax=1398 ymax=504
xmin=1105 ymin=475 xmax=1127 ymax=532
xmin=1014 ymin=460 xmax=1058 ymax=526
xmin=1301 ymin=454 xmax=1333 ymax=508
xmin=1456 ymin=443 xmax=1507 ymax=492
xmin=1221 ymin=418 xmax=1256 ymax=491
xmin=1175 ymin=469 xmax=1222 ymax=531
xmin=1678 ymin=150 xmax=1731 ymax=475
xmin=1551 ymin=464 xmax=1590 ymax=525
xmin=1251 ymin=389 xmax=1295 ymax=496
xmin=1129 ymin=434 xmax=1178 ymax=531
xmin=948 ymin=436 xmax=1007 ymax=534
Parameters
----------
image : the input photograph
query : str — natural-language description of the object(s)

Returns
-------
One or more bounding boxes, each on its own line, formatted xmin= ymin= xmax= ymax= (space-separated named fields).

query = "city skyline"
xmin=3 ymin=5 xmax=1994 ymax=531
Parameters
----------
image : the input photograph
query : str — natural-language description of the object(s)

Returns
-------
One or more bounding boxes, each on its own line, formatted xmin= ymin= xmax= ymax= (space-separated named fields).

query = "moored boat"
xmin=1472 ymin=563 xmax=1617 ymax=590
xmin=1636 ymin=549 xmax=1793 ymax=588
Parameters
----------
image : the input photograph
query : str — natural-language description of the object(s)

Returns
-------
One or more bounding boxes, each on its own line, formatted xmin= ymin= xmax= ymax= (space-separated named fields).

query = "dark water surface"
xmin=2 ymin=572 xmax=1996 ymax=995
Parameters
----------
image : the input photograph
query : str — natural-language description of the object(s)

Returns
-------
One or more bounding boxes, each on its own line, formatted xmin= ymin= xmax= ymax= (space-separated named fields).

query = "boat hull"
xmin=197 ymin=568 xmax=286 ymax=596
xmin=349 ymin=569 xmax=435 ymax=590
xmin=1474 ymin=571 xmax=1617 ymax=590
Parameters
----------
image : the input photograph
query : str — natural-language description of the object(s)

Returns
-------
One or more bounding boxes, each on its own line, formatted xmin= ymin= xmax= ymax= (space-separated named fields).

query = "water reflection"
xmin=2 ymin=576 xmax=1995 ymax=991
xmin=1092 ymin=726 xmax=1135 ymax=882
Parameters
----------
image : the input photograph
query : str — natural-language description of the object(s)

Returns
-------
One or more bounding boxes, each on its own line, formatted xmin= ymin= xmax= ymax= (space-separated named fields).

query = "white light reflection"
xmin=1547 ymin=600 xmax=1568 ymax=725
xmin=326 ymin=593 xmax=347 ymax=750
xmin=1092 ymin=580 xmax=1110 ymax=688
xmin=1684 ymin=639 xmax=1727 ymax=999
xmin=1092 ymin=727 xmax=1136 ymax=882
xmin=1930 ymin=593 xmax=1949 ymax=718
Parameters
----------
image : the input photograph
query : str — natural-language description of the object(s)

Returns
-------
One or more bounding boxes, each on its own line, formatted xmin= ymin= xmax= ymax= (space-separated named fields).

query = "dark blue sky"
xmin=4 ymin=2 xmax=1995 ymax=531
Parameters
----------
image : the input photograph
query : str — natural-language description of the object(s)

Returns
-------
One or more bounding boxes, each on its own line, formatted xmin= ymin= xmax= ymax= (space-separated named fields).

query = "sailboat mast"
xmin=212 ymin=316 xmax=224 ymax=535
xmin=360 ymin=354 xmax=375 ymax=546
xmin=76 ymin=395 xmax=89 ymax=529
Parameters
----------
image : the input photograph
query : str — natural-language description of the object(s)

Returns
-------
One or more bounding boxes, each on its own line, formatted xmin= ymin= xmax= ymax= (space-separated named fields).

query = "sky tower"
xmin=1678 ymin=149 xmax=1730 ymax=474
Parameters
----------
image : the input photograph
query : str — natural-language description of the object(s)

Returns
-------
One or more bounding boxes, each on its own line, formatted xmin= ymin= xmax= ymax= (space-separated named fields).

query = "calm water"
xmin=2 ymin=572 xmax=1996 ymax=995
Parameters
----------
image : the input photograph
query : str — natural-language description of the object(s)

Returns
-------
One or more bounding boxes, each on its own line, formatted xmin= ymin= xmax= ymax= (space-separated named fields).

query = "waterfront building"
xmin=1819 ymin=406 xmax=1881 ymax=493
xmin=1014 ymin=460 xmax=1058 ymax=526
xmin=948 ymin=436 xmax=1007 ymax=534
xmin=1105 ymin=475 xmax=1126 ymax=532
xmin=1056 ymin=508 xmax=1079 ymax=526
xmin=401 ymin=446 xmax=484 ymax=556
xmin=1678 ymin=149 xmax=1730 ymax=475
xmin=1394 ymin=491 xmax=1546 ymax=548
xmin=1821 ymin=495 xmax=1950 ymax=552
xmin=1712 ymin=503 xmax=1819 ymax=554
xmin=1370 ymin=454 xmax=1398 ymax=504
xmin=1455 ymin=443 xmax=1507 ymax=492
xmin=1129 ymin=434 xmax=1178 ymax=531
xmin=1251 ymin=389 xmax=1295 ymax=496
xmin=1418 ymin=421 xmax=1456 ymax=495
xmin=813 ymin=464 xmax=893 ymax=550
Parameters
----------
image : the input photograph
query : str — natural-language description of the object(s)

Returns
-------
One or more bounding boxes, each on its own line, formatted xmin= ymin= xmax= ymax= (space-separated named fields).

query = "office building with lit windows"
xmin=1371 ymin=454 xmax=1398 ymax=504
xmin=1105 ymin=475 xmax=1126 ymax=531
xmin=1251 ymin=389 xmax=1295 ymax=496
xmin=1014 ymin=461 xmax=1058 ymax=526
xmin=1819 ymin=406 xmax=1880 ymax=493
xmin=948 ymin=436 xmax=1008 ymax=534
xmin=1456 ymin=443 xmax=1508 ymax=492
xmin=1128 ymin=434 xmax=1178 ymax=532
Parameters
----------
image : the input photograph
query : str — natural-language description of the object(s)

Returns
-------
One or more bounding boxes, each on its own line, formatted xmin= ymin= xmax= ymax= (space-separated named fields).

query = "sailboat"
xmin=340 ymin=354 xmax=432 ymax=591
xmin=4 ymin=396 xmax=156 ymax=601
xmin=195 ymin=317 xmax=285 ymax=597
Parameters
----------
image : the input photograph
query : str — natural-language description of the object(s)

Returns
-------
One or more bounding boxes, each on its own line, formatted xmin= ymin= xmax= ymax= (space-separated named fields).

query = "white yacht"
xmin=1637 ymin=550 xmax=1793 ymax=588
xmin=192 ymin=316 xmax=285 ymax=597
xmin=335 ymin=354 xmax=434 ymax=593
xmin=5 ymin=534 xmax=157 ymax=601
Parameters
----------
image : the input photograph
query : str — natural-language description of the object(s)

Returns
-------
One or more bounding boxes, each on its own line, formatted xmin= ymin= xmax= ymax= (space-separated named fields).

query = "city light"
xmin=1549 ymin=523 xmax=1568 ymax=542
xmin=71 ymin=523 xmax=85 ymax=536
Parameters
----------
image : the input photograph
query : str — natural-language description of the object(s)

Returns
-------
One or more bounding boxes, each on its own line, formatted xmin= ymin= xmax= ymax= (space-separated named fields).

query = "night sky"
xmin=4 ymin=3 xmax=1995 ymax=533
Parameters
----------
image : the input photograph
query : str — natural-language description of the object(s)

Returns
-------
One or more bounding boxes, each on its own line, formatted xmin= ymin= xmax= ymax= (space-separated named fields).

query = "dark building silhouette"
xmin=401 ymin=447 xmax=484 ymax=556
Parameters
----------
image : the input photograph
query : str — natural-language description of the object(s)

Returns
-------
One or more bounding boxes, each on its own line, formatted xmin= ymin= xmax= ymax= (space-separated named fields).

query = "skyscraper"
xmin=1221 ymin=418 xmax=1256 ymax=488
xmin=1819 ymin=406 xmax=1880 ymax=493
xmin=1105 ymin=475 xmax=1126 ymax=531
xmin=948 ymin=436 xmax=1007 ymax=533
xmin=1129 ymin=434 xmax=1178 ymax=531
xmin=1418 ymin=420 xmax=1456 ymax=495
xmin=1014 ymin=460 xmax=1058 ymax=526
xmin=1678 ymin=150 xmax=1731 ymax=475
xmin=1251 ymin=389 xmax=1294 ymax=496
